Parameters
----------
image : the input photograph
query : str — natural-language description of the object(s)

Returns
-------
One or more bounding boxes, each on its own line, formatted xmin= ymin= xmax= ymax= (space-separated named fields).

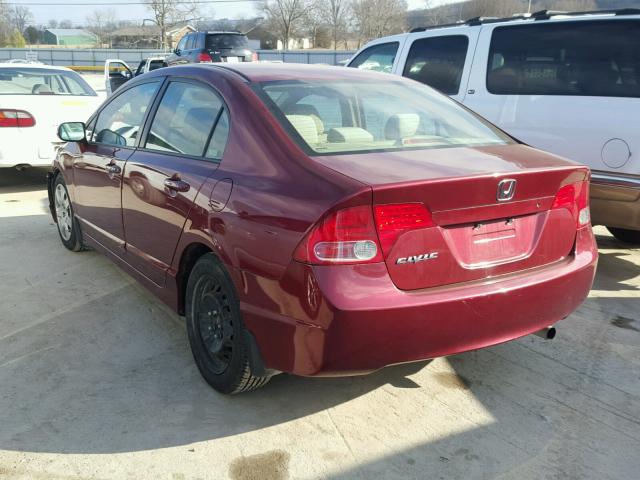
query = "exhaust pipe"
xmin=534 ymin=326 xmax=556 ymax=340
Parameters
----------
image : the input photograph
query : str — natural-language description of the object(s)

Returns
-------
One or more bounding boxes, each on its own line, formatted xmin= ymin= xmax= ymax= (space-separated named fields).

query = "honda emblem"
xmin=497 ymin=179 xmax=517 ymax=201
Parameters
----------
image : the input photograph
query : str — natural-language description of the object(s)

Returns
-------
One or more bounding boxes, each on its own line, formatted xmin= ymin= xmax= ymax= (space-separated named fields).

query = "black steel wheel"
xmin=185 ymin=253 xmax=271 ymax=394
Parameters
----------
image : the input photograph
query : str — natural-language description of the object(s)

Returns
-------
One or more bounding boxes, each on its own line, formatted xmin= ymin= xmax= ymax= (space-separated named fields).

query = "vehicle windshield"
xmin=257 ymin=79 xmax=512 ymax=155
xmin=0 ymin=67 xmax=96 ymax=96
xmin=205 ymin=34 xmax=249 ymax=49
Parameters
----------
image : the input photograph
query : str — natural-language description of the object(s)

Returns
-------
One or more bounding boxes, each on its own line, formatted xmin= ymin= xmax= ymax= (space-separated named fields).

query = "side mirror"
xmin=174 ymin=48 xmax=180 ymax=55
xmin=58 ymin=122 xmax=86 ymax=142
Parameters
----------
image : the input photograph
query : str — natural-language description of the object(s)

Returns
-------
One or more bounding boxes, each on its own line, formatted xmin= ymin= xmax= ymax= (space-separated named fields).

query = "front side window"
xmin=93 ymin=82 xmax=159 ymax=147
xmin=349 ymin=42 xmax=399 ymax=73
xmin=488 ymin=20 xmax=640 ymax=97
xmin=0 ymin=68 xmax=96 ymax=96
xmin=145 ymin=81 xmax=223 ymax=157
xmin=403 ymin=35 xmax=469 ymax=95
xmin=258 ymin=79 xmax=512 ymax=155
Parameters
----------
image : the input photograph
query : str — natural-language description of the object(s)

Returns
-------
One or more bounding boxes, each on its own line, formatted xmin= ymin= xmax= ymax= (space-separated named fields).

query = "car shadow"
xmin=0 ymin=167 xmax=49 ymax=194
xmin=0 ymin=274 xmax=429 ymax=454
xmin=593 ymin=233 xmax=639 ymax=292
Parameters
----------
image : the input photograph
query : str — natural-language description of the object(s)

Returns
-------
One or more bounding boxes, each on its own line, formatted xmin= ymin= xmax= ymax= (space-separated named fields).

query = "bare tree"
xmin=145 ymin=0 xmax=197 ymax=49
xmin=58 ymin=19 xmax=73 ymax=29
xmin=315 ymin=0 xmax=348 ymax=49
xmin=351 ymin=0 xmax=408 ymax=47
xmin=86 ymin=8 xmax=117 ymax=46
xmin=10 ymin=6 xmax=34 ymax=34
xmin=261 ymin=0 xmax=312 ymax=50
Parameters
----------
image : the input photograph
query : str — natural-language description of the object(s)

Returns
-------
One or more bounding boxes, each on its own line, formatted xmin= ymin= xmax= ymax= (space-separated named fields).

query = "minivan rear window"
xmin=487 ymin=20 xmax=640 ymax=98
xmin=257 ymin=79 xmax=512 ymax=155
xmin=206 ymin=34 xmax=249 ymax=49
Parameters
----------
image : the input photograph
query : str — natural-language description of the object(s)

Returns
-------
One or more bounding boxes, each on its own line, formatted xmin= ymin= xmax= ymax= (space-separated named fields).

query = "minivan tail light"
xmin=294 ymin=205 xmax=383 ymax=264
xmin=198 ymin=52 xmax=213 ymax=62
xmin=552 ymin=181 xmax=590 ymax=227
xmin=374 ymin=203 xmax=435 ymax=255
xmin=0 ymin=109 xmax=35 ymax=127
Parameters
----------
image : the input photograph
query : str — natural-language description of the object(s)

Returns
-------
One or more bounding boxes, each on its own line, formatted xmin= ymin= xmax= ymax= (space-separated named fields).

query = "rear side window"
xmin=205 ymin=34 xmax=249 ymax=49
xmin=0 ymin=67 xmax=95 ymax=96
xmin=349 ymin=42 xmax=399 ymax=73
xmin=145 ymin=81 xmax=224 ymax=158
xmin=488 ymin=20 xmax=640 ymax=97
xmin=403 ymin=36 xmax=469 ymax=95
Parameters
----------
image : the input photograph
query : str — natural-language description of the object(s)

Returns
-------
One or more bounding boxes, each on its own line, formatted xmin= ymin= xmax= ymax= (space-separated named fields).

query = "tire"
xmin=185 ymin=253 xmax=271 ymax=394
xmin=52 ymin=174 xmax=84 ymax=252
xmin=607 ymin=227 xmax=640 ymax=246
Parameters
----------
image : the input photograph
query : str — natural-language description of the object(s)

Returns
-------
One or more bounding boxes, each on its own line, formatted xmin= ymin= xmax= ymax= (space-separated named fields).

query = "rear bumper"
xmin=244 ymin=227 xmax=597 ymax=376
xmin=590 ymin=171 xmax=640 ymax=230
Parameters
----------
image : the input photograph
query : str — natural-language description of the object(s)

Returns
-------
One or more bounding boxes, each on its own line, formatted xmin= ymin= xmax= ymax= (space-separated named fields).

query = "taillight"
xmin=374 ymin=203 xmax=434 ymax=256
xmin=0 ymin=109 xmax=35 ymax=127
xmin=251 ymin=52 xmax=259 ymax=62
xmin=294 ymin=205 xmax=383 ymax=264
xmin=198 ymin=52 xmax=213 ymax=62
xmin=552 ymin=181 xmax=590 ymax=227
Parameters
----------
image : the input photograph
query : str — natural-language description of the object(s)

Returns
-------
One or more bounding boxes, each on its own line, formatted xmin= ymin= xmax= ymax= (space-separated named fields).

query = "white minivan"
xmin=347 ymin=9 xmax=640 ymax=245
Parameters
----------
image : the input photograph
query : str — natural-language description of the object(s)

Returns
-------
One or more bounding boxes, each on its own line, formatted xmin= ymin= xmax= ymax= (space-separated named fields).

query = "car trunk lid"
xmin=312 ymin=144 xmax=589 ymax=290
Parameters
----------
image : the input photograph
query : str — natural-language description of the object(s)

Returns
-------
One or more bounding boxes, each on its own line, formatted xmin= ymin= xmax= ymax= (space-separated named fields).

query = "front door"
xmin=122 ymin=79 xmax=230 ymax=285
xmin=73 ymin=81 xmax=161 ymax=253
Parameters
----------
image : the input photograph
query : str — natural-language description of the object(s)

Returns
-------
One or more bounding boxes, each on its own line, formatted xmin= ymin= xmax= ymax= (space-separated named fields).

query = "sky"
xmin=5 ymin=0 xmax=454 ymax=26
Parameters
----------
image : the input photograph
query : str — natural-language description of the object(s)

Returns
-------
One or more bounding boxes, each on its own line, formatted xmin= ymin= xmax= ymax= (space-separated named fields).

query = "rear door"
xmin=73 ymin=80 xmax=160 ymax=253
xmin=463 ymin=19 xmax=640 ymax=176
xmin=397 ymin=27 xmax=480 ymax=102
xmin=122 ymin=78 xmax=230 ymax=285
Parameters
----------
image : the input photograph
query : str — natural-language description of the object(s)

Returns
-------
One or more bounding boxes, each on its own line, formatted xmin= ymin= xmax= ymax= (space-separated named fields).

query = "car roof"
xmin=406 ymin=8 xmax=640 ymax=36
xmin=0 ymin=62 xmax=74 ymax=71
xmin=204 ymin=31 xmax=245 ymax=35
xmin=200 ymin=62 xmax=395 ymax=83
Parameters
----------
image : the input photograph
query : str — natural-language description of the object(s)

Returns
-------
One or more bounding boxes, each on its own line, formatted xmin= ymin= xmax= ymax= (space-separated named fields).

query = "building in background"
xmin=110 ymin=24 xmax=195 ymax=49
xmin=43 ymin=29 xmax=98 ymax=46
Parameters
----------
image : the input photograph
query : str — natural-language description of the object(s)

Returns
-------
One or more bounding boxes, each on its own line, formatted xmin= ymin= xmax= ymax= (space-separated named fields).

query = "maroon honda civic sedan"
xmin=48 ymin=63 xmax=597 ymax=394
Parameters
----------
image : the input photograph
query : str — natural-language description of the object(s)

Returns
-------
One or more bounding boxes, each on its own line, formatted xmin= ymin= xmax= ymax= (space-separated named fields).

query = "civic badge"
xmin=497 ymin=179 xmax=517 ymax=202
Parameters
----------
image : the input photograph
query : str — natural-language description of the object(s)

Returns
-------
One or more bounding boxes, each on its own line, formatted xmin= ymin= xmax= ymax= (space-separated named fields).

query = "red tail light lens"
xmin=374 ymin=203 xmax=434 ymax=255
xmin=198 ymin=52 xmax=213 ymax=62
xmin=294 ymin=205 xmax=383 ymax=264
xmin=0 ymin=109 xmax=35 ymax=127
xmin=552 ymin=181 xmax=590 ymax=227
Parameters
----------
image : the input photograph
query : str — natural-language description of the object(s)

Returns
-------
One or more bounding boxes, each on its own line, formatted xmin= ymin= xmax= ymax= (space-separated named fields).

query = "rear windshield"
xmin=0 ymin=67 xmax=96 ymax=96
xmin=257 ymin=79 xmax=512 ymax=155
xmin=205 ymin=34 xmax=249 ymax=49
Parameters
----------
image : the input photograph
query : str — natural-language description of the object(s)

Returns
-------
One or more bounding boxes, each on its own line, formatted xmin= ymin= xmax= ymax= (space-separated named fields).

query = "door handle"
xmin=164 ymin=178 xmax=190 ymax=193
xmin=106 ymin=163 xmax=121 ymax=179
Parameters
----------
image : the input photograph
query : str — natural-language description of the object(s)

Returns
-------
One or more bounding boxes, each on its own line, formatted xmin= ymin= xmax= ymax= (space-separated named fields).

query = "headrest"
xmin=418 ymin=62 xmax=461 ymax=94
xmin=286 ymin=104 xmax=324 ymax=134
xmin=32 ymin=83 xmax=53 ymax=94
xmin=327 ymin=127 xmax=374 ymax=143
xmin=384 ymin=114 xmax=420 ymax=140
xmin=286 ymin=115 xmax=319 ymax=145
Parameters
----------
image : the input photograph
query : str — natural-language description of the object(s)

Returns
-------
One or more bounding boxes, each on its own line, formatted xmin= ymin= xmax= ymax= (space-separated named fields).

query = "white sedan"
xmin=0 ymin=63 xmax=102 ymax=168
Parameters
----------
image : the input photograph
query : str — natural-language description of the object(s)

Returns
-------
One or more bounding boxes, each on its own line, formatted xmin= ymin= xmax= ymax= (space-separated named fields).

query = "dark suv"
xmin=166 ymin=31 xmax=256 ymax=65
